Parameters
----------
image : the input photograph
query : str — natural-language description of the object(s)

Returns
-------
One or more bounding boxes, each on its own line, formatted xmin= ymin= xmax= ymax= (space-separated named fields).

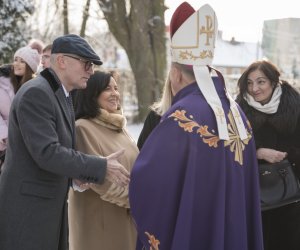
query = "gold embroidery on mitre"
xmin=169 ymin=109 xmax=252 ymax=165
xmin=179 ymin=50 xmax=213 ymax=60
xmin=145 ymin=232 xmax=160 ymax=250
xmin=172 ymin=11 xmax=216 ymax=53
xmin=223 ymin=111 xmax=252 ymax=165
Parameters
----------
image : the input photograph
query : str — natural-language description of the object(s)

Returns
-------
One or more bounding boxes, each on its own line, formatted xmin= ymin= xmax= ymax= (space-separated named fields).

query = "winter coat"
xmin=0 ymin=69 xmax=107 ymax=250
xmin=237 ymin=82 xmax=300 ymax=250
xmin=68 ymin=109 xmax=138 ymax=250
xmin=0 ymin=65 xmax=14 ymax=151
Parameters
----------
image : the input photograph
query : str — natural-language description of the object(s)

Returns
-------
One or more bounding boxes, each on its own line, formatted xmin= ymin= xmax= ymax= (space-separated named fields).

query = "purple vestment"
xmin=129 ymin=78 xmax=263 ymax=250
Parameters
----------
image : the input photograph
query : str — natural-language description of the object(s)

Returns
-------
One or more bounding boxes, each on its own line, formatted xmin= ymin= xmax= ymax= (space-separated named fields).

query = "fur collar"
xmin=40 ymin=68 xmax=60 ymax=93
xmin=237 ymin=82 xmax=300 ymax=134
xmin=91 ymin=108 xmax=126 ymax=131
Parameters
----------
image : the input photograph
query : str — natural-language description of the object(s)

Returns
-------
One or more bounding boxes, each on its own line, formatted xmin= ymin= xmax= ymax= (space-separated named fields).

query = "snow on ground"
xmin=126 ymin=123 xmax=143 ymax=142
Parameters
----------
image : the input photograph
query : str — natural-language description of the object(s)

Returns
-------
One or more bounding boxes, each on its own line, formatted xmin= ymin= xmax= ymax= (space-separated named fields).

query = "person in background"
xmin=236 ymin=60 xmax=300 ymax=250
xmin=0 ymin=34 xmax=129 ymax=250
xmin=0 ymin=65 xmax=12 ymax=168
xmin=68 ymin=70 xmax=138 ymax=250
xmin=28 ymin=39 xmax=45 ymax=55
xmin=0 ymin=46 xmax=40 ymax=171
xmin=41 ymin=44 xmax=52 ymax=69
xmin=129 ymin=2 xmax=263 ymax=250
xmin=137 ymin=74 xmax=172 ymax=149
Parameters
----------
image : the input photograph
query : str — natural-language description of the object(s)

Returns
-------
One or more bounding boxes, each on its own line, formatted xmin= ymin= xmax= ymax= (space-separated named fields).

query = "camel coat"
xmin=68 ymin=110 xmax=138 ymax=250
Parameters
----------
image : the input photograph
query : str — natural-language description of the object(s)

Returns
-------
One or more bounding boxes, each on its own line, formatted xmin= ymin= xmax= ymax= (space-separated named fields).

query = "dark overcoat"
xmin=0 ymin=69 xmax=107 ymax=250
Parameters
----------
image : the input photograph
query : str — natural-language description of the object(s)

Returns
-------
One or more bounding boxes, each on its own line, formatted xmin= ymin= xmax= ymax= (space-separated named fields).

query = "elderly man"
xmin=0 ymin=34 xmax=129 ymax=250
xmin=129 ymin=3 xmax=263 ymax=250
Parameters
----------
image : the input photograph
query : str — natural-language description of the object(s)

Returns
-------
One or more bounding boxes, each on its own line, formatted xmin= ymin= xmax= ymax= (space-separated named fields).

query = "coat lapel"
xmin=55 ymin=89 xmax=75 ymax=134
xmin=40 ymin=69 xmax=75 ymax=139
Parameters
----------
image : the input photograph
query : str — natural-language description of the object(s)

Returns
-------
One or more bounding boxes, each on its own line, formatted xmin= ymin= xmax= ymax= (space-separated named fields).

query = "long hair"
xmin=237 ymin=60 xmax=281 ymax=100
xmin=10 ymin=64 xmax=34 ymax=93
xmin=74 ymin=71 xmax=113 ymax=120
xmin=150 ymin=73 xmax=173 ymax=116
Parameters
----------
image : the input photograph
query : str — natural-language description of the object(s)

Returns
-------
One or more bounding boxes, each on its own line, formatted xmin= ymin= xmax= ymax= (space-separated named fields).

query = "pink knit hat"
xmin=14 ymin=46 xmax=41 ymax=73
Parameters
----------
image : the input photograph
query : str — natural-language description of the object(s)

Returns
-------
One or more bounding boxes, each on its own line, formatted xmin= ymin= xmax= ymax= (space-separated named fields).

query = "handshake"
xmin=104 ymin=148 xmax=130 ymax=186
xmin=74 ymin=149 xmax=130 ymax=190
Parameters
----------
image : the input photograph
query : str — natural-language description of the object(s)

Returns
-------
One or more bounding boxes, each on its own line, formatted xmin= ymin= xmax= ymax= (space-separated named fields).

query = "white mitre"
xmin=170 ymin=2 xmax=247 ymax=140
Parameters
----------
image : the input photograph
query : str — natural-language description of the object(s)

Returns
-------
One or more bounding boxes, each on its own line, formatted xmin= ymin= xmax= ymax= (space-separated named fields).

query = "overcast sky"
xmin=164 ymin=0 xmax=300 ymax=42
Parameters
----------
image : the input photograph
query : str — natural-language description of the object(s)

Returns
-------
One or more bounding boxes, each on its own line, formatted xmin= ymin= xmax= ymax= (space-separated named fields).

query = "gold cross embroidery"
xmin=200 ymin=15 xmax=214 ymax=46
xmin=232 ymin=107 xmax=241 ymax=125
xmin=224 ymin=111 xmax=251 ymax=165
xmin=215 ymin=107 xmax=225 ymax=124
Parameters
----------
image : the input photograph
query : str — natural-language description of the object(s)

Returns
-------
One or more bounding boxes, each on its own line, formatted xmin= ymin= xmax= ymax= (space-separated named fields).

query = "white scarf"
xmin=244 ymin=84 xmax=282 ymax=114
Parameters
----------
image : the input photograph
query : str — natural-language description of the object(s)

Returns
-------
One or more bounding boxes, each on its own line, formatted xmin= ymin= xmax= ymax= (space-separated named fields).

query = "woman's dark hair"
xmin=10 ymin=64 xmax=34 ymax=93
xmin=237 ymin=60 xmax=280 ymax=98
xmin=74 ymin=71 xmax=113 ymax=120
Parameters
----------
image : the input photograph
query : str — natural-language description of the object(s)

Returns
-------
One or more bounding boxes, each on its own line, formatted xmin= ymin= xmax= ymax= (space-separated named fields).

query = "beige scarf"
xmin=91 ymin=108 xmax=126 ymax=131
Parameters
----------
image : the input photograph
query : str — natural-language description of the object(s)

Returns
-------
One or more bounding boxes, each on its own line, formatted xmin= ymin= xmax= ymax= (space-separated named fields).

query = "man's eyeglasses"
xmin=63 ymin=54 xmax=94 ymax=71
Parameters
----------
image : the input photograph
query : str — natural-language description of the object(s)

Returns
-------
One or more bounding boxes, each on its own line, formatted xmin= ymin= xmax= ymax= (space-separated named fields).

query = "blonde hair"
xmin=150 ymin=73 xmax=173 ymax=116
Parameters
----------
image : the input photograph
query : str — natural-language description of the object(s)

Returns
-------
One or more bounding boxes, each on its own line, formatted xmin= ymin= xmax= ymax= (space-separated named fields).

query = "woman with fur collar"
xmin=236 ymin=60 xmax=300 ymax=250
xmin=68 ymin=71 xmax=138 ymax=250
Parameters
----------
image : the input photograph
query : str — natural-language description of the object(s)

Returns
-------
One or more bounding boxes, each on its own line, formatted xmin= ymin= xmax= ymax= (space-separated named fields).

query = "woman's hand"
xmin=256 ymin=148 xmax=287 ymax=163
xmin=73 ymin=179 xmax=91 ymax=192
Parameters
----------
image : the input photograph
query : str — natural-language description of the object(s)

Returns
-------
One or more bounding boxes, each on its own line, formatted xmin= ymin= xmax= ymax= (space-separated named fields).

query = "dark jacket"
xmin=237 ymin=82 xmax=300 ymax=250
xmin=137 ymin=110 xmax=161 ymax=150
xmin=0 ymin=68 xmax=107 ymax=250
xmin=237 ymin=82 xmax=300 ymax=172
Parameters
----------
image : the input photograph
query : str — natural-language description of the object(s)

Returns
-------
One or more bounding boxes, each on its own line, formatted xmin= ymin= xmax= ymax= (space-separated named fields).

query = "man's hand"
xmin=106 ymin=149 xmax=130 ymax=187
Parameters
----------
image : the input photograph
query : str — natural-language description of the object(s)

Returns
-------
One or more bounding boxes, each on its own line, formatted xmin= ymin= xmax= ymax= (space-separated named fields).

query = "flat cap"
xmin=52 ymin=34 xmax=102 ymax=65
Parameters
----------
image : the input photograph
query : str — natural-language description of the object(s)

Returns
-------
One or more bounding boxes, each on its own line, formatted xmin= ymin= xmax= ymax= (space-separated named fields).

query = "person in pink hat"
xmin=0 ymin=46 xmax=40 ymax=170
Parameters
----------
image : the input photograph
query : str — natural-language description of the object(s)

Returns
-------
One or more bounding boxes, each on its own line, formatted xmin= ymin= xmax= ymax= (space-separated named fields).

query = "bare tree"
xmin=26 ymin=0 xmax=167 ymax=121
xmin=80 ymin=0 xmax=91 ymax=37
xmin=97 ymin=0 xmax=167 ymax=121
xmin=63 ymin=0 xmax=69 ymax=34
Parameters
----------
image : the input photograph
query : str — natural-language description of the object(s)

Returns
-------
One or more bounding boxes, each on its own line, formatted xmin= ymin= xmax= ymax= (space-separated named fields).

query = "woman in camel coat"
xmin=68 ymin=71 xmax=138 ymax=250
